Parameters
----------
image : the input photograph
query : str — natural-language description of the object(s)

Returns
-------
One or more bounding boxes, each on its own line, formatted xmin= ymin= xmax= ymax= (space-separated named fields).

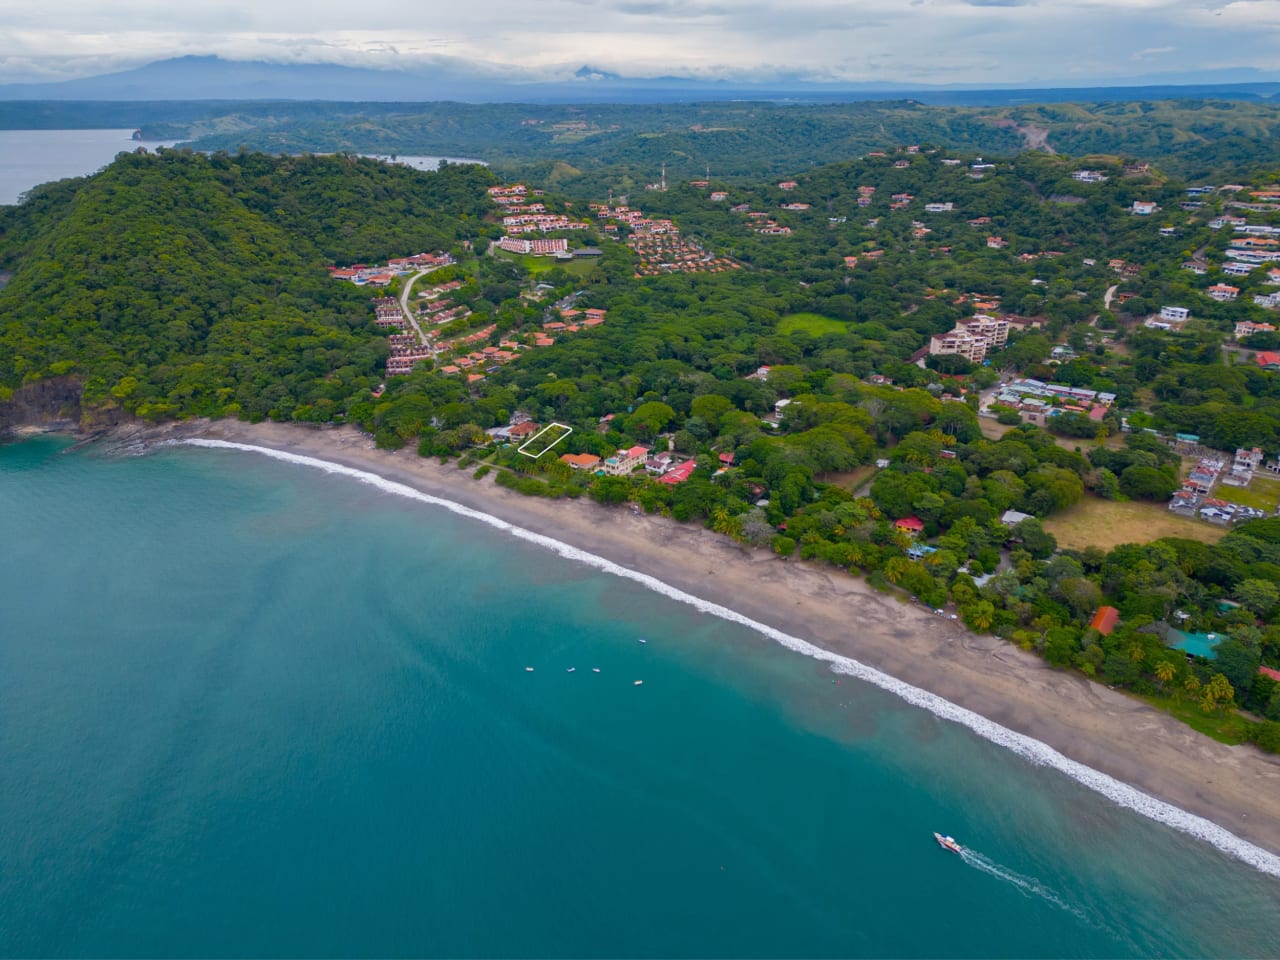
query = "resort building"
xmin=928 ymin=314 xmax=1010 ymax=363
xmin=602 ymin=445 xmax=650 ymax=476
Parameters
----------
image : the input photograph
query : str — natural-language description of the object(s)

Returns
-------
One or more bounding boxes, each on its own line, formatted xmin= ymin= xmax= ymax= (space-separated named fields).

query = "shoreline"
xmin=105 ymin=419 xmax=1280 ymax=868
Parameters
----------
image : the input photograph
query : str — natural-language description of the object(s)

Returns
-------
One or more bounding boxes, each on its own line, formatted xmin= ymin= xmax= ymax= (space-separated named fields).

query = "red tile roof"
xmin=894 ymin=516 xmax=925 ymax=532
xmin=1090 ymin=606 xmax=1120 ymax=635
xmin=658 ymin=461 xmax=697 ymax=484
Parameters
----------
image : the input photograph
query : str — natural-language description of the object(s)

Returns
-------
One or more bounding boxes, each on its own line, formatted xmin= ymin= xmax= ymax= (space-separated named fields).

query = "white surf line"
xmin=174 ymin=438 xmax=1280 ymax=879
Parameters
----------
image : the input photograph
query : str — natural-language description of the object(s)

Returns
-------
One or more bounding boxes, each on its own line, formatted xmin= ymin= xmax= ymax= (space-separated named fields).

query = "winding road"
xmin=397 ymin=266 xmax=445 ymax=347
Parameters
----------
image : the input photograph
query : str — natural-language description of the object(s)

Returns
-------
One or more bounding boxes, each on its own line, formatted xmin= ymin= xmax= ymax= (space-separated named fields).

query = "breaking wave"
xmin=174 ymin=438 xmax=1280 ymax=879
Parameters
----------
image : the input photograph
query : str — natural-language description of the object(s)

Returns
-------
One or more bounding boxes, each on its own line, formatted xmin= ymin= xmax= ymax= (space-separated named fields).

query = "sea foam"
xmin=176 ymin=438 xmax=1280 ymax=879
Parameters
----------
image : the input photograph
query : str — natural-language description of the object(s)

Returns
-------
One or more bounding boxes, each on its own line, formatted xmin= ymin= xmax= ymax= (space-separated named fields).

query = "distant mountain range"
xmin=1 ymin=55 xmax=1278 ymax=106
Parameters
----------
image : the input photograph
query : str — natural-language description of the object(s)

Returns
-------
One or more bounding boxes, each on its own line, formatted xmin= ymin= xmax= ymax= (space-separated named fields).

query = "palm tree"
xmin=965 ymin=600 xmax=996 ymax=631
xmin=884 ymin=557 xmax=912 ymax=585
xmin=1183 ymin=674 xmax=1201 ymax=704
xmin=1154 ymin=659 xmax=1175 ymax=693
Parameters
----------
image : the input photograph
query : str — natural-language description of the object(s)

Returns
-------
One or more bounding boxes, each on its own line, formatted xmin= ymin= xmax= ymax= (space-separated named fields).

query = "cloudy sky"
xmin=2 ymin=0 xmax=1279 ymax=86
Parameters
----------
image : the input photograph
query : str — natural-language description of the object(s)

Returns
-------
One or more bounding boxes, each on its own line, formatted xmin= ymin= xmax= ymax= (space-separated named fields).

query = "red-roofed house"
xmin=1259 ymin=665 xmax=1280 ymax=683
xmin=894 ymin=516 xmax=925 ymax=535
xmin=718 ymin=452 xmax=735 ymax=465
xmin=560 ymin=453 xmax=602 ymax=471
xmin=508 ymin=421 xmax=541 ymax=440
xmin=1256 ymin=351 xmax=1280 ymax=371
xmin=658 ymin=460 xmax=697 ymax=484
xmin=1090 ymin=606 xmax=1120 ymax=635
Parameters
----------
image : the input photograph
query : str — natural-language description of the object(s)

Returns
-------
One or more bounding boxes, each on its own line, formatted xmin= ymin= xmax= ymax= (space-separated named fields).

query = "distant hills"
xmin=1 ymin=55 xmax=1279 ymax=106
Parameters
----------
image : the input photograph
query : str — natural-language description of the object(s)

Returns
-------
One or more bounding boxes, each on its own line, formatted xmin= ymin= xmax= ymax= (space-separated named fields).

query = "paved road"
xmin=398 ymin=266 xmax=444 ymax=346
xmin=1103 ymin=283 xmax=1119 ymax=312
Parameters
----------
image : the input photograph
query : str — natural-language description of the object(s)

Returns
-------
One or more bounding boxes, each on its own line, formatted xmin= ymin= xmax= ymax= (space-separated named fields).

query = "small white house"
xmin=1160 ymin=306 xmax=1190 ymax=322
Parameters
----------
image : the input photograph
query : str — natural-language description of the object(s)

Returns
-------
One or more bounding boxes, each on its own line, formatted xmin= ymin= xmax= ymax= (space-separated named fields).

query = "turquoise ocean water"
xmin=2 ymin=436 xmax=1279 ymax=957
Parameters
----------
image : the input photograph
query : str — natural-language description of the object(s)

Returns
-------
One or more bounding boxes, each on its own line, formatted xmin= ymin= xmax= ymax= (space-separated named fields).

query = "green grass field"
xmin=493 ymin=250 xmax=597 ymax=277
xmin=1041 ymin=495 xmax=1224 ymax=551
xmin=1215 ymin=476 xmax=1280 ymax=512
xmin=779 ymin=312 xmax=846 ymax=336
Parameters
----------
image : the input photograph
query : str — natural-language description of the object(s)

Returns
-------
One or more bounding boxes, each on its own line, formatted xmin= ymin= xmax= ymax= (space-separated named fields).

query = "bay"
xmin=1 ymin=436 xmax=1277 ymax=957
xmin=0 ymin=129 xmax=181 ymax=205
xmin=0 ymin=130 xmax=482 ymax=205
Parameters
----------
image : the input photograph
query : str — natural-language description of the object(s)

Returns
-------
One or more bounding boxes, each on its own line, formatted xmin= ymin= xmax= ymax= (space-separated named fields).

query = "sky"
xmin=2 ymin=0 xmax=1279 ymax=87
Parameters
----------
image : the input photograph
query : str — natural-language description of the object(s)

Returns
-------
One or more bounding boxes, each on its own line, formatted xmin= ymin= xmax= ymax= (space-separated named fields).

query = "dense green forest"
xmin=105 ymin=98 xmax=1280 ymax=185
xmin=4 ymin=139 xmax=1280 ymax=749
xmin=0 ymin=151 xmax=493 ymax=422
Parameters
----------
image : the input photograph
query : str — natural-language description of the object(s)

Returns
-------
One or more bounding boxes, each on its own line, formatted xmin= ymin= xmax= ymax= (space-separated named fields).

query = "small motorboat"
xmin=525 ymin=667 xmax=535 ymax=672
xmin=933 ymin=832 xmax=962 ymax=855
xmin=633 ymin=680 xmax=644 ymax=686
xmin=637 ymin=638 xmax=648 ymax=644
xmin=591 ymin=668 xmax=601 ymax=673
xmin=567 ymin=667 xmax=576 ymax=673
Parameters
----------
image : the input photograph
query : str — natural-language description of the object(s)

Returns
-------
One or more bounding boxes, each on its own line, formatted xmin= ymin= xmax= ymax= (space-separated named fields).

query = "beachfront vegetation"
xmin=5 ymin=113 xmax=1280 ymax=749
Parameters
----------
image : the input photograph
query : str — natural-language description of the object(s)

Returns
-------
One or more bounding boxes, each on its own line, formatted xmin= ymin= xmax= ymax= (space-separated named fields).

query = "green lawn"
xmin=779 ymin=312 xmax=847 ymax=336
xmin=1141 ymin=692 xmax=1254 ymax=745
xmin=493 ymin=250 xmax=597 ymax=277
xmin=1215 ymin=476 xmax=1280 ymax=512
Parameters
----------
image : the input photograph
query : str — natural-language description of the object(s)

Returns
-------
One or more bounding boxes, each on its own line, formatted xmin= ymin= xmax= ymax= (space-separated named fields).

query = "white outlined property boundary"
xmin=517 ymin=421 xmax=573 ymax=458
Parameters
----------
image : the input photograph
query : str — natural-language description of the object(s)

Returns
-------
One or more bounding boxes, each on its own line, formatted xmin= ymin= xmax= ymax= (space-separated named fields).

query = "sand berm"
xmin=120 ymin=418 xmax=1280 ymax=860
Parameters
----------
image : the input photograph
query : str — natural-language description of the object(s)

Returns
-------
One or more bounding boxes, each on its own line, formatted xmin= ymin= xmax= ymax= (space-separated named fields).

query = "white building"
xmin=928 ymin=314 xmax=1010 ymax=362
xmin=1160 ymin=306 xmax=1190 ymax=322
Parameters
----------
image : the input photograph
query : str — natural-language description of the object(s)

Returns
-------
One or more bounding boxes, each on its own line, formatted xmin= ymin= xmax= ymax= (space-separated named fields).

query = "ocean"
xmin=0 ymin=130 xmax=182 ymax=206
xmin=2 ymin=435 xmax=1278 ymax=957
xmin=0 ymin=129 xmax=480 ymax=205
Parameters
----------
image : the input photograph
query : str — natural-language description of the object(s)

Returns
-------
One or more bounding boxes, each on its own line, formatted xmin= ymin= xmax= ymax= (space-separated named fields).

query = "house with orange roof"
xmin=561 ymin=453 xmax=602 ymax=471
xmin=1090 ymin=606 xmax=1120 ymax=635
xmin=1255 ymin=351 xmax=1280 ymax=371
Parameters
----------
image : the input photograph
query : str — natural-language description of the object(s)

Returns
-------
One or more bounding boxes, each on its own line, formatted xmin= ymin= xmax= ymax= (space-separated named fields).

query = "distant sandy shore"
xmin=113 ymin=419 xmax=1280 ymax=862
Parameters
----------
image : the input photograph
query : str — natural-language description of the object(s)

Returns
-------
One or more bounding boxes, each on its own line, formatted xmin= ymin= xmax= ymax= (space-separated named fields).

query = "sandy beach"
xmin=114 ymin=418 xmax=1280 ymax=861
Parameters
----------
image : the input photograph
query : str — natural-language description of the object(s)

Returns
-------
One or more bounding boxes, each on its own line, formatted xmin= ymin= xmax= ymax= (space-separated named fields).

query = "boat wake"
xmin=959 ymin=849 xmax=1090 ymax=923
xmin=168 ymin=438 xmax=1280 ymax=880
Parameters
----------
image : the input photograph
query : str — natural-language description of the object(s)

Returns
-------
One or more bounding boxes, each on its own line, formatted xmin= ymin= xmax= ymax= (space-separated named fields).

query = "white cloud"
xmin=0 ymin=0 xmax=1275 ymax=85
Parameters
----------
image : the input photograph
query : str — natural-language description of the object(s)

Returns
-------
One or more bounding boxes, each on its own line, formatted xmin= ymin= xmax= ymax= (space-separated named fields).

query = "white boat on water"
xmin=933 ymin=832 xmax=962 ymax=854
xmin=633 ymin=680 xmax=644 ymax=686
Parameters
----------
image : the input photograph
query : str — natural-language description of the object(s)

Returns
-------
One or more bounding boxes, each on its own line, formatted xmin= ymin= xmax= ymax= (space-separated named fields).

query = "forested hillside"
xmin=125 ymin=98 xmax=1280 ymax=185
xmin=0 ymin=151 xmax=493 ymax=422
